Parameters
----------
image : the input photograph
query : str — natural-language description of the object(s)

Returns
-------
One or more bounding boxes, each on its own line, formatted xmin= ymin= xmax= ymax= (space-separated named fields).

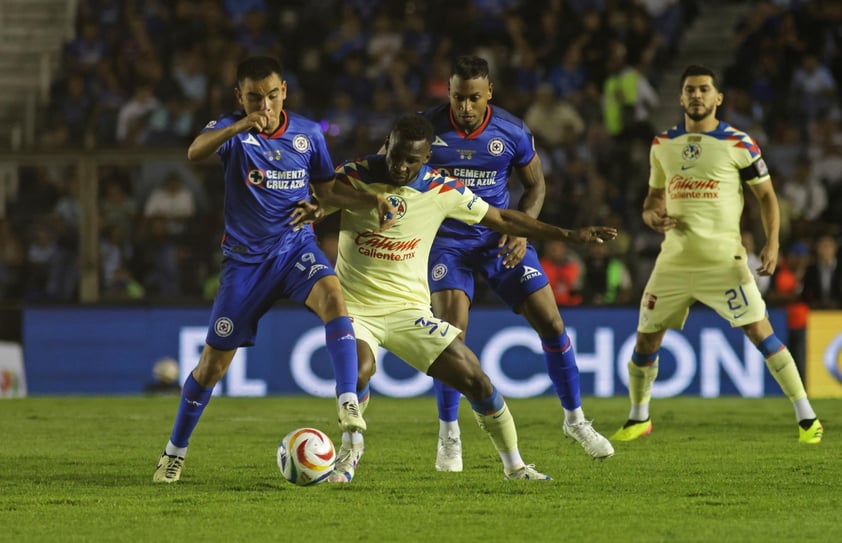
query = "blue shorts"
xmin=206 ymin=239 xmax=335 ymax=350
xmin=428 ymin=237 xmax=549 ymax=310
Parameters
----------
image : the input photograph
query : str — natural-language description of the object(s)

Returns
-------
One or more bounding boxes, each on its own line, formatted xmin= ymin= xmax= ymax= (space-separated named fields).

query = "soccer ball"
xmin=277 ymin=428 xmax=336 ymax=486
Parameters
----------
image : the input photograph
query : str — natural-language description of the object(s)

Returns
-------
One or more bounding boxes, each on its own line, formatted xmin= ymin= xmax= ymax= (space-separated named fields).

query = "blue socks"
xmin=170 ymin=373 xmax=214 ymax=448
xmin=631 ymin=350 xmax=659 ymax=367
xmin=467 ymin=386 xmax=504 ymax=414
xmin=757 ymin=334 xmax=785 ymax=358
xmin=324 ymin=316 xmax=358 ymax=396
xmin=542 ymin=331 xmax=582 ymax=411
xmin=434 ymin=379 xmax=462 ymax=421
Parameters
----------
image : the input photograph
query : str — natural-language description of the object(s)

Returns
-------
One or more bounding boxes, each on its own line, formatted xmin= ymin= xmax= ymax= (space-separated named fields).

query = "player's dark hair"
xmin=452 ymin=55 xmax=490 ymax=81
xmin=393 ymin=113 xmax=434 ymax=144
xmin=236 ymin=56 xmax=283 ymax=85
xmin=680 ymin=64 xmax=721 ymax=91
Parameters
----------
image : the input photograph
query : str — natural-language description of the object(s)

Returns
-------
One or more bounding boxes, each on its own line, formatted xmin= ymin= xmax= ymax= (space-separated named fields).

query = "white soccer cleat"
xmin=338 ymin=400 xmax=367 ymax=433
xmin=153 ymin=451 xmax=184 ymax=483
xmin=504 ymin=464 xmax=552 ymax=480
xmin=326 ymin=441 xmax=364 ymax=484
xmin=435 ymin=435 xmax=463 ymax=472
xmin=563 ymin=420 xmax=615 ymax=460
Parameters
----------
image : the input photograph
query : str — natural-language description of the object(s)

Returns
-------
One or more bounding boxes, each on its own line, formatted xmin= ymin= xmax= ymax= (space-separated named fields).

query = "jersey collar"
xmin=260 ymin=110 xmax=289 ymax=139
xmin=448 ymin=105 xmax=492 ymax=139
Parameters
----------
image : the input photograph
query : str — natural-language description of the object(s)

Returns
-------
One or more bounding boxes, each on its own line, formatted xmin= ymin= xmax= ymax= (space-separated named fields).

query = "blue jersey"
xmin=421 ymin=103 xmax=536 ymax=244
xmin=203 ymin=110 xmax=335 ymax=262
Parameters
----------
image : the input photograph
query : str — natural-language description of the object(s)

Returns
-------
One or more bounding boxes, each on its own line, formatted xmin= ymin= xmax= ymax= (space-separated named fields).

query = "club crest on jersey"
xmin=386 ymin=195 xmax=407 ymax=219
xmin=431 ymin=263 xmax=447 ymax=281
xmin=246 ymin=168 xmax=265 ymax=185
xmin=214 ymin=317 xmax=234 ymax=337
xmin=293 ymin=135 xmax=310 ymax=152
xmin=487 ymin=137 xmax=505 ymax=156
xmin=682 ymin=143 xmax=702 ymax=161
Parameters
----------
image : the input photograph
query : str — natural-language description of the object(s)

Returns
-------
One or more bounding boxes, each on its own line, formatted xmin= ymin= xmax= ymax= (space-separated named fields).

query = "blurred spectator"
xmin=236 ymin=8 xmax=279 ymax=57
xmin=364 ymin=87 xmax=398 ymax=150
xmin=602 ymin=41 xmax=658 ymax=142
xmin=51 ymin=73 xmax=93 ymax=144
xmin=721 ymin=87 xmax=768 ymax=146
xmin=100 ymin=224 xmax=134 ymax=293
xmin=524 ymin=83 xmax=586 ymax=180
xmin=802 ymin=234 xmax=842 ymax=309
xmin=104 ymin=265 xmax=145 ymax=301
xmin=116 ymin=81 xmax=160 ymax=146
xmin=790 ymin=53 xmax=838 ymax=131
xmin=47 ymin=177 xmax=82 ymax=301
xmin=172 ymin=48 xmax=208 ymax=103
xmin=133 ymin=216 xmax=182 ymax=298
xmin=334 ymin=53 xmax=374 ymax=108
xmin=145 ymin=90 xmax=195 ymax=147
xmin=324 ymin=6 xmax=366 ymax=66
xmin=581 ymin=241 xmax=633 ymax=305
xmin=366 ymin=13 xmax=403 ymax=80
xmin=0 ymin=219 xmax=25 ymax=300
xmin=23 ymin=226 xmax=58 ymax=301
xmin=90 ymin=63 xmax=129 ymax=146
xmin=223 ymin=0 xmax=266 ymax=27
xmin=546 ymin=42 xmax=588 ymax=100
xmin=99 ymin=176 xmax=137 ymax=238
xmin=64 ymin=19 xmax=108 ymax=74
xmin=781 ymin=155 xmax=828 ymax=226
xmin=539 ymin=239 xmax=584 ymax=306
xmin=143 ymin=172 xmax=197 ymax=235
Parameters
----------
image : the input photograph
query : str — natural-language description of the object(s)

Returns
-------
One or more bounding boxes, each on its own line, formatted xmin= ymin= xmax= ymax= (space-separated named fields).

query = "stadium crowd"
xmin=0 ymin=0 xmax=840 ymax=318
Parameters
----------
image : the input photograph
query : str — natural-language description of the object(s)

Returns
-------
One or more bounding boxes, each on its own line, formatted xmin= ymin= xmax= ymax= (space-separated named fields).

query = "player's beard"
xmin=684 ymin=103 xmax=715 ymax=122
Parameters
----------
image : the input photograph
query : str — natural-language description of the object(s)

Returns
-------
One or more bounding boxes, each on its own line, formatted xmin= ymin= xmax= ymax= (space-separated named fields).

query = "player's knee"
xmin=636 ymin=332 xmax=663 ymax=354
xmin=457 ymin=367 xmax=493 ymax=400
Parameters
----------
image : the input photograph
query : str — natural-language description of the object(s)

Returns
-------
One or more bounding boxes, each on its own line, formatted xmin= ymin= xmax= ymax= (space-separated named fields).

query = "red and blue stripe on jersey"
xmin=652 ymin=121 xmax=762 ymax=159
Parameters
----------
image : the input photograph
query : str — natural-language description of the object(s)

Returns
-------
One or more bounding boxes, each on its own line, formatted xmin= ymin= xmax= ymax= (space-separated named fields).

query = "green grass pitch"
xmin=1 ymin=396 xmax=838 ymax=542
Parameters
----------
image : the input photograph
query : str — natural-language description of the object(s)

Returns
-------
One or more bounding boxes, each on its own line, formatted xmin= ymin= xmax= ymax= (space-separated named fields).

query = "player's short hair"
xmin=680 ymin=64 xmax=721 ymax=91
xmin=237 ymin=56 xmax=283 ymax=85
xmin=452 ymin=55 xmax=490 ymax=81
xmin=393 ymin=113 xmax=434 ymax=144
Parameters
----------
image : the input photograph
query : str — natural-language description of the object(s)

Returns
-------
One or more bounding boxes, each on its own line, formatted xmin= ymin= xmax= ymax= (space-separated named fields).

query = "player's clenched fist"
xmin=239 ymin=111 xmax=273 ymax=133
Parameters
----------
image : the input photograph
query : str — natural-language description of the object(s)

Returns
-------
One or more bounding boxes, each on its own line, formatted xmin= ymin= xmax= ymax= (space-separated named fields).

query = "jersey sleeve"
xmin=442 ymin=184 xmax=491 ymax=225
xmin=199 ymin=114 xmax=236 ymax=156
xmin=730 ymin=131 xmax=770 ymax=186
xmin=512 ymin=123 xmax=537 ymax=168
xmin=648 ymin=139 xmax=666 ymax=189
xmin=309 ymin=130 xmax=337 ymax=183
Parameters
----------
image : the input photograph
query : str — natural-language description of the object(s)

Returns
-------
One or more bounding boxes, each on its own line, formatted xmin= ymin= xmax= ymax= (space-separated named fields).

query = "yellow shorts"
xmin=638 ymin=259 xmax=767 ymax=333
xmin=350 ymin=307 xmax=462 ymax=373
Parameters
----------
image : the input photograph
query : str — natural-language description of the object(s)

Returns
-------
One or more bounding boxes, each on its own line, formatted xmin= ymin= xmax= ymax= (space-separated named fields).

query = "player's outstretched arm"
xmin=480 ymin=207 xmax=617 ymax=244
xmin=311 ymin=179 xmax=397 ymax=232
xmin=187 ymin=111 xmax=273 ymax=161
